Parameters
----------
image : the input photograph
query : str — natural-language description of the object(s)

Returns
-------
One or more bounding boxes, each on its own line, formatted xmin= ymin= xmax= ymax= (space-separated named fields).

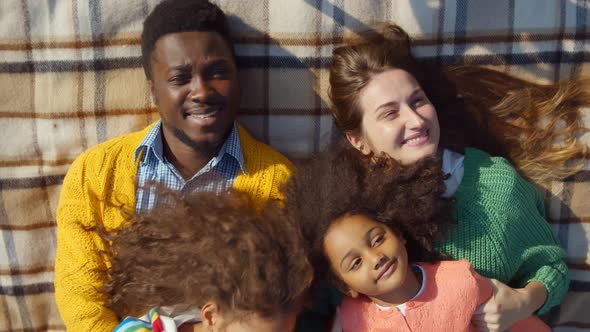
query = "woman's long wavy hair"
xmin=329 ymin=23 xmax=590 ymax=183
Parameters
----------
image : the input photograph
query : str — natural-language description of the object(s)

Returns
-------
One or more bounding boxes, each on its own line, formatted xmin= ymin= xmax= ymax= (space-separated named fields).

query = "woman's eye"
xmin=414 ymin=97 xmax=428 ymax=107
xmin=382 ymin=110 xmax=398 ymax=119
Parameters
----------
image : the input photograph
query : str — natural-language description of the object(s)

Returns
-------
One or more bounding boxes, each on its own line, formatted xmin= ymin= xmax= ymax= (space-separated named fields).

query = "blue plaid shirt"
xmin=134 ymin=121 xmax=246 ymax=213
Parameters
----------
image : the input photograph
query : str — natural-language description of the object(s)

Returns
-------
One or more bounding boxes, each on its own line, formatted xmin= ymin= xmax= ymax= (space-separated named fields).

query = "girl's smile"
xmin=376 ymin=257 xmax=397 ymax=283
xmin=323 ymin=213 xmax=421 ymax=307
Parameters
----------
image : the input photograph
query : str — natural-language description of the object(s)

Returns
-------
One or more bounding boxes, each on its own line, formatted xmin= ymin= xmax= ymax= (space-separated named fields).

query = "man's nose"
xmin=188 ymin=76 xmax=213 ymax=103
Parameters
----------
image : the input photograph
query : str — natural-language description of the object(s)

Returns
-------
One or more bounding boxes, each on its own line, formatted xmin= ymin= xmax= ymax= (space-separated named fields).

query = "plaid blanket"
xmin=0 ymin=0 xmax=588 ymax=331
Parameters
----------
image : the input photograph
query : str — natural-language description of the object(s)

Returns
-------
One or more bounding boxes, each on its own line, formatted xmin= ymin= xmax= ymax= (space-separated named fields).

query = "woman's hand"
xmin=472 ymin=279 xmax=547 ymax=332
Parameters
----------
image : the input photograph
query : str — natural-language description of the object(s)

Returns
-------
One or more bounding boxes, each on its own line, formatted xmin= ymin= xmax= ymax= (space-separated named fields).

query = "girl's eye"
xmin=350 ymin=258 xmax=362 ymax=271
xmin=372 ymin=234 xmax=384 ymax=247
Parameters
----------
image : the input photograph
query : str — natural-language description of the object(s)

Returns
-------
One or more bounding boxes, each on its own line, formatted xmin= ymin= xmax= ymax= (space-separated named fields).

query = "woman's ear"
xmin=345 ymin=133 xmax=371 ymax=155
xmin=200 ymin=302 xmax=221 ymax=328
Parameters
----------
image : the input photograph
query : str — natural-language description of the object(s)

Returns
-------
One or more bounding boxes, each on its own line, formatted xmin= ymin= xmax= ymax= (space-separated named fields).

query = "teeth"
xmin=187 ymin=109 xmax=219 ymax=119
xmin=405 ymin=131 xmax=427 ymax=144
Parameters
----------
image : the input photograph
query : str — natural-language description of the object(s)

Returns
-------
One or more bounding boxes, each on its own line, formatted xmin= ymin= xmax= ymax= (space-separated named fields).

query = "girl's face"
xmin=348 ymin=68 xmax=440 ymax=165
xmin=323 ymin=214 xmax=410 ymax=299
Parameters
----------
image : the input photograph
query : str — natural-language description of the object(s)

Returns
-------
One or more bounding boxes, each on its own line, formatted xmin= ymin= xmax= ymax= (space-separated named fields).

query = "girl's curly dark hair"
xmin=101 ymin=190 xmax=313 ymax=319
xmin=284 ymin=144 xmax=454 ymax=292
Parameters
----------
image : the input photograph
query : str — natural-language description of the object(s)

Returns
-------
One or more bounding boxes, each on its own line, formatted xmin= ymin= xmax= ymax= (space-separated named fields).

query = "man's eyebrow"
xmin=202 ymin=58 xmax=231 ymax=68
xmin=169 ymin=64 xmax=192 ymax=72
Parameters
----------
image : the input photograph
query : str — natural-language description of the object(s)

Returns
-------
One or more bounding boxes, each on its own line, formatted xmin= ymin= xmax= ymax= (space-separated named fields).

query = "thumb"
xmin=488 ymin=278 xmax=501 ymax=289
xmin=474 ymin=278 xmax=501 ymax=314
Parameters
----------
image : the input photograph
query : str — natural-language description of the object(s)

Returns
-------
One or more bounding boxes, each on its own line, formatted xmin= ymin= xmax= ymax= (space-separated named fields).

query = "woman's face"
xmin=348 ymin=68 xmax=440 ymax=164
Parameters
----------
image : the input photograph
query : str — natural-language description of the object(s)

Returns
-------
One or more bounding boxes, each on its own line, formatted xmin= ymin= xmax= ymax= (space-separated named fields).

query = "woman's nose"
xmin=403 ymin=105 xmax=426 ymax=129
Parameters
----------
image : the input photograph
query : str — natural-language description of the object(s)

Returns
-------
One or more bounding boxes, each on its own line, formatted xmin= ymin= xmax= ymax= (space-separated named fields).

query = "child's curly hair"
xmin=284 ymin=145 xmax=454 ymax=291
xmin=102 ymin=190 xmax=313 ymax=319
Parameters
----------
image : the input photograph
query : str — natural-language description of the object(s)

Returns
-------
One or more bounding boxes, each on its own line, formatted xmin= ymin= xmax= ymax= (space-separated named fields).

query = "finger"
xmin=484 ymin=315 xmax=501 ymax=324
xmin=488 ymin=278 xmax=501 ymax=287
xmin=488 ymin=324 xmax=501 ymax=332
xmin=473 ymin=322 xmax=491 ymax=332
xmin=476 ymin=298 xmax=501 ymax=315
xmin=474 ymin=303 xmax=485 ymax=314
xmin=486 ymin=278 xmax=501 ymax=291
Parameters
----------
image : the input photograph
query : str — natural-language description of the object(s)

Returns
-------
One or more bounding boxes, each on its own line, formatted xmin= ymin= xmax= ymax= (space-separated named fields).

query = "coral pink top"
xmin=339 ymin=260 xmax=549 ymax=332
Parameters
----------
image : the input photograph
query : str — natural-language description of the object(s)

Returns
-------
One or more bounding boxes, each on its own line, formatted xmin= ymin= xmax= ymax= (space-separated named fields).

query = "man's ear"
xmin=148 ymin=80 xmax=158 ymax=106
xmin=345 ymin=133 xmax=371 ymax=155
xmin=200 ymin=302 xmax=222 ymax=328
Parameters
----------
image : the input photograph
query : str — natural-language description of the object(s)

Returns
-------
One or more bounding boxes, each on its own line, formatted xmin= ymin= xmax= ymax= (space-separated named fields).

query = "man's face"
xmin=149 ymin=31 xmax=239 ymax=155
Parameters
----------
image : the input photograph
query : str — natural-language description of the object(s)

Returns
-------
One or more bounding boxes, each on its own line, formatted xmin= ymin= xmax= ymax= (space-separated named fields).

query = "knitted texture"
xmin=301 ymin=148 xmax=569 ymax=332
xmin=436 ymin=148 xmax=569 ymax=314
xmin=54 ymin=123 xmax=294 ymax=332
xmin=339 ymin=261 xmax=549 ymax=332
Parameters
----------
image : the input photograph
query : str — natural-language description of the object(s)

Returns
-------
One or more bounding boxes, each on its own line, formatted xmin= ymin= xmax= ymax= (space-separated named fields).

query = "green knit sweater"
xmin=295 ymin=148 xmax=568 ymax=331
xmin=436 ymin=148 xmax=568 ymax=314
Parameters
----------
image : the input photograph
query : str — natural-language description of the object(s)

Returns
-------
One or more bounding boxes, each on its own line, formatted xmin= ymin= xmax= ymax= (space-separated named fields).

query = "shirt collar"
xmin=441 ymin=148 xmax=465 ymax=198
xmin=134 ymin=120 xmax=246 ymax=174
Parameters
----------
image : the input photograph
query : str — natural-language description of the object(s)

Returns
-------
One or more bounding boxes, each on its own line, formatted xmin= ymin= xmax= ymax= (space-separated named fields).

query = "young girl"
xmin=285 ymin=147 xmax=549 ymax=332
xmin=322 ymin=23 xmax=589 ymax=331
xmin=100 ymin=190 xmax=312 ymax=332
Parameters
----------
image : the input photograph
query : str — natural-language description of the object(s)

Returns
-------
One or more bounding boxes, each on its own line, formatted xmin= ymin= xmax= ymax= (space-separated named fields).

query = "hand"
xmin=472 ymin=279 xmax=546 ymax=332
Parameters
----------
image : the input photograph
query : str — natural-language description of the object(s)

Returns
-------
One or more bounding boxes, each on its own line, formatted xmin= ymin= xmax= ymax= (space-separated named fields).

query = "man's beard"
xmin=164 ymin=122 xmax=227 ymax=157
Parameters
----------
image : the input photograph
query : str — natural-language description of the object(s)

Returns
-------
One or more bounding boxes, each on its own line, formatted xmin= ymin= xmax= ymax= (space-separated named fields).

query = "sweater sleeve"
xmin=54 ymin=150 xmax=120 ymax=332
xmin=268 ymin=157 xmax=296 ymax=205
xmin=506 ymin=170 xmax=569 ymax=314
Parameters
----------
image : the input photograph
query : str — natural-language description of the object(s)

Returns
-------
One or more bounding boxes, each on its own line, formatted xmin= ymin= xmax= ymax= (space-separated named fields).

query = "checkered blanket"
xmin=0 ymin=1 xmax=588 ymax=331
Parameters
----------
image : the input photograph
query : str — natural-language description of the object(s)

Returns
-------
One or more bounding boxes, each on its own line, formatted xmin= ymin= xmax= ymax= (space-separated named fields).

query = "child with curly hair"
xmin=101 ymin=190 xmax=313 ymax=332
xmin=285 ymin=147 xmax=549 ymax=332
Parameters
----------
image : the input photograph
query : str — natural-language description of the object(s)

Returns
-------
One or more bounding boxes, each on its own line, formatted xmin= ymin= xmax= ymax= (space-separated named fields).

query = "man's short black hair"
xmin=141 ymin=0 xmax=234 ymax=79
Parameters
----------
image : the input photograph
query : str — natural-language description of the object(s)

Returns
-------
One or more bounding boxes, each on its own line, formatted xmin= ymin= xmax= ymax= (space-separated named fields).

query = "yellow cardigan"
xmin=54 ymin=123 xmax=295 ymax=332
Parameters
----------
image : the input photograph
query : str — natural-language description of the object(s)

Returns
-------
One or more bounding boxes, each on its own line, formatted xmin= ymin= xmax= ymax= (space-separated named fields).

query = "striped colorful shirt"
xmin=134 ymin=121 xmax=246 ymax=213
xmin=114 ymin=307 xmax=201 ymax=332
